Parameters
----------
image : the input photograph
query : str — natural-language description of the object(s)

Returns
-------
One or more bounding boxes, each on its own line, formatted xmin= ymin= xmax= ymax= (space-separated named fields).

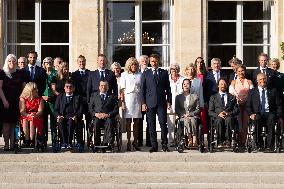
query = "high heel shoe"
xmin=127 ymin=142 xmax=131 ymax=151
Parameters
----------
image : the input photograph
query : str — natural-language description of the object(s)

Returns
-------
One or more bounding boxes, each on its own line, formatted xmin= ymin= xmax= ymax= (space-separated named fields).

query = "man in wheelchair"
xmin=175 ymin=79 xmax=200 ymax=147
xmin=88 ymin=81 xmax=118 ymax=150
xmin=246 ymin=73 xmax=282 ymax=151
xmin=208 ymin=78 xmax=239 ymax=148
xmin=54 ymin=80 xmax=83 ymax=149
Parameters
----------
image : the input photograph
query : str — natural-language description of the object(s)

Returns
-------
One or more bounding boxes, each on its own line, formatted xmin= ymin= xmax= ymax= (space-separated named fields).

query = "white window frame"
xmin=106 ymin=0 xmax=173 ymax=68
xmin=4 ymin=0 xmax=70 ymax=63
xmin=208 ymin=0 xmax=274 ymax=69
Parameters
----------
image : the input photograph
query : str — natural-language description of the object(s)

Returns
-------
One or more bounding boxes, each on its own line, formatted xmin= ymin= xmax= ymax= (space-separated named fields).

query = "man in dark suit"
xmin=246 ymin=73 xmax=282 ymax=150
xmin=141 ymin=54 xmax=172 ymax=152
xmin=87 ymin=54 xmax=117 ymax=101
xmin=138 ymin=55 xmax=150 ymax=147
xmin=252 ymin=53 xmax=276 ymax=88
xmin=71 ymin=55 xmax=91 ymax=129
xmin=25 ymin=51 xmax=47 ymax=96
xmin=54 ymin=80 xmax=83 ymax=149
xmin=204 ymin=58 xmax=227 ymax=105
xmin=88 ymin=81 xmax=118 ymax=147
xmin=208 ymin=78 xmax=239 ymax=147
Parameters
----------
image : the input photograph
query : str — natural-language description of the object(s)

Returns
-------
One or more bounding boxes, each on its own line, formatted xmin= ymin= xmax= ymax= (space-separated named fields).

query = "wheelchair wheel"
xmin=177 ymin=144 xmax=184 ymax=153
xmin=246 ymin=137 xmax=255 ymax=153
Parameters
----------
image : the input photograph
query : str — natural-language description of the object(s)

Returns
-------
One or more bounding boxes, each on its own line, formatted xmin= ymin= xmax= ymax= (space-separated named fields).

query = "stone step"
xmin=1 ymin=172 xmax=284 ymax=184
xmin=1 ymin=183 xmax=284 ymax=189
xmin=0 ymin=152 xmax=283 ymax=163
xmin=1 ymin=161 xmax=284 ymax=172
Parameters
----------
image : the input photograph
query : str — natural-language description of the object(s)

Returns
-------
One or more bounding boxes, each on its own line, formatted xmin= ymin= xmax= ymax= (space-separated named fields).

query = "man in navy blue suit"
xmin=25 ymin=51 xmax=47 ymax=96
xmin=141 ymin=54 xmax=172 ymax=153
xmin=204 ymin=58 xmax=227 ymax=106
xmin=87 ymin=54 xmax=118 ymax=101
xmin=252 ymin=53 xmax=276 ymax=89
xmin=71 ymin=55 xmax=91 ymax=129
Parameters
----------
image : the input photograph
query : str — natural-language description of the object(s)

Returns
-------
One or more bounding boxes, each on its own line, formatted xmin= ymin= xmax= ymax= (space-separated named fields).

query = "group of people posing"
xmin=0 ymin=51 xmax=283 ymax=152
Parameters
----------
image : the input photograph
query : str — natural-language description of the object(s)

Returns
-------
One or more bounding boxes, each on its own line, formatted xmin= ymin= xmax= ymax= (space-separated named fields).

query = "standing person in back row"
xmin=87 ymin=54 xmax=118 ymax=101
xmin=252 ymin=53 xmax=276 ymax=89
xmin=25 ymin=51 xmax=47 ymax=96
xmin=141 ymin=54 xmax=172 ymax=153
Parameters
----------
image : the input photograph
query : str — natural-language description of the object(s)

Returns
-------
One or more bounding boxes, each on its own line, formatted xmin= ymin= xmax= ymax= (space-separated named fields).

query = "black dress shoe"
xmin=149 ymin=147 xmax=157 ymax=153
xmin=162 ymin=145 xmax=170 ymax=152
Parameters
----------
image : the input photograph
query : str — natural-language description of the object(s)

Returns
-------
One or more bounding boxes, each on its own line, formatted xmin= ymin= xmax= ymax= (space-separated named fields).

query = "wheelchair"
xmin=14 ymin=122 xmax=47 ymax=154
xmin=52 ymin=119 xmax=85 ymax=153
xmin=246 ymin=118 xmax=283 ymax=153
xmin=174 ymin=116 xmax=205 ymax=153
xmin=88 ymin=116 xmax=122 ymax=153
xmin=209 ymin=116 xmax=239 ymax=153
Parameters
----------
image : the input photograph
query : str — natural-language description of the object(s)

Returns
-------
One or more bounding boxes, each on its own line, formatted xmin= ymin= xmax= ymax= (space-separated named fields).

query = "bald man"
xmin=246 ymin=73 xmax=282 ymax=151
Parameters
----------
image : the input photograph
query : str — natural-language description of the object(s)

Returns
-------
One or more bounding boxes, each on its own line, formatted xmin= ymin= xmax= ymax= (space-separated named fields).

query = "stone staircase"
xmin=0 ymin=150 xmax=284 ymax=189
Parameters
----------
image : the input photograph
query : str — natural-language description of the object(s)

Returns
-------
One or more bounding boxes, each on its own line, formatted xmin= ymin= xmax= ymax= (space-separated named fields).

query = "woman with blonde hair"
xmin=120 ymin=57 xmax=142 ymax=151
xmin=55 ymin=62 xmax=71 ymax=95
xmin=19 ymin=82 xmax=44 ymax=147
xmin=0 ymin=54 xmax=26 ymax=151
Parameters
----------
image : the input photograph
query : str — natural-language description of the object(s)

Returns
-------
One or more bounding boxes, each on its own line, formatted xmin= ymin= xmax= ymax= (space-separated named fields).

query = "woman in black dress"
xmin=54 ymin=62 xmax=71 ymax=95
xmin=0 ymin=54 xmax=25 ymax=151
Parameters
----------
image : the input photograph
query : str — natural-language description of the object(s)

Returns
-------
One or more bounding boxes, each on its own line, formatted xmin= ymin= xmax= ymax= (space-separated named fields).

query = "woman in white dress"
xmin=120 ymin=57 xmax=142 ymax=151
xmin=167 ymin=64 xmax=184 ymax=146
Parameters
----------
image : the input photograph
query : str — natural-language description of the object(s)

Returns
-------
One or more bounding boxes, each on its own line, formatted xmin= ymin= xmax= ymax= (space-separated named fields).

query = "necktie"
xmin=261 ymin=89 xmax=266 ymax=112
xmin=100 ymin=94 xmax=105 ymax=102
xmin=30 ymin=66 xmax=34 ymax=80
xmin=215 ymin=72 xmax=220 ymax=83
xmin=153 ymin=69 xmax=158 ymax=82
xmin=221 ymin=94 xmax=225 ymax=106
xmin=100 ymin=71 xmax=105 ymax=81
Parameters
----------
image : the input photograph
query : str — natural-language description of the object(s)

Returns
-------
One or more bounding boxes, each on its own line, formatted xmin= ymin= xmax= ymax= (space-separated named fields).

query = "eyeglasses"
xmin=65 ymin=85 xmax=73 ymax=88
xmin=44 ymin=62 xmax=52 ymax=64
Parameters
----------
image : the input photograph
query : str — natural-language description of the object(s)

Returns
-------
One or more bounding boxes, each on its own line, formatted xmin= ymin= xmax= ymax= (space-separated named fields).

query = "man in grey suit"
xmin=208 ymin=78 xmax=239 ymax=147
xmin=175 ymin=79 xmax=200 ymax=146
xmin=88 ymin=81 xmax=119 ymax=147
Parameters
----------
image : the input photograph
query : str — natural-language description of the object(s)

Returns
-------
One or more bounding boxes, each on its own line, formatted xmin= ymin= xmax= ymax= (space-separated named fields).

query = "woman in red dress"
xmin=19 ymin=82 xmax=44 ymax=147
xmin=194 ymin=57 xmax=208 ymax=134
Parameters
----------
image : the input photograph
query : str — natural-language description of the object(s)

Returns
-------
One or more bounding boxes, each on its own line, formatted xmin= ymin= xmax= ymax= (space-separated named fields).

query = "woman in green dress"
xmin=42 ymin=57 xmax=58 ymax=145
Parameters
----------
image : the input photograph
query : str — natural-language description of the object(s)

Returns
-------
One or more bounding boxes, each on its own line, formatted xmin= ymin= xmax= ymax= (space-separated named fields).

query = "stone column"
xmin=70 ymin=0 xmax=105 ymax=71
xmin=173 ymin=0 xmax=206 ymax=71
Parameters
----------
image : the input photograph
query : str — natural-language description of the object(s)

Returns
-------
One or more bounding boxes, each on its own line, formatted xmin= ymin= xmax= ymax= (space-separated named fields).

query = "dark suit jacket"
xmin=18 ymin=68 xmax=30 ymax=83
xmin=87 ymin=69 xmax=118 ymax=101
xmin=88 ymin=92 xmax=118 ymax=118
xmin=141 ymin=68 xmax=172 ymax=108
xmin=25 ymin=65 xmax=47 ymax=96
xmin=208 ymin=92 xmax=239 ymax=119
xmin=204 ymin=71 xmax=227 ymax=104
xmin=252 ymin=67 xmax=276 ymax=88
xmin=71 ymin=69 xmax=90 ymax=100
xmin=246 ymin=87 xmax=282 ymax=118
xmin=54 ymin=93 xmax=83 ymax=119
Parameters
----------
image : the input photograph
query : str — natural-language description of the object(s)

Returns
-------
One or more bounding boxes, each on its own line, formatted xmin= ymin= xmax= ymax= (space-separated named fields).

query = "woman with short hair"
xmin=0 ymin=54 xmax=26 ymax=151
xmin=120 ymin=57 xmax=142 ymax=151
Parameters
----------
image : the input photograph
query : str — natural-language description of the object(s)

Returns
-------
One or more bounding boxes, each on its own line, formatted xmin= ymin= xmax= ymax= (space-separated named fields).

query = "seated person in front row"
xmin=19 ymin=82 xmax=44 ymax=148
xmin=208 ymin=78 xmax=239 ymax=148
xmin=88 ymin=81 xmax=118 ymax=147
xmin=246 ymin=73 xmax=282 ymax=150
xmin=175 ymin=79 xmax=200 ymax=147
xmin=54 ymin=80 xmax=83 ymax=149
